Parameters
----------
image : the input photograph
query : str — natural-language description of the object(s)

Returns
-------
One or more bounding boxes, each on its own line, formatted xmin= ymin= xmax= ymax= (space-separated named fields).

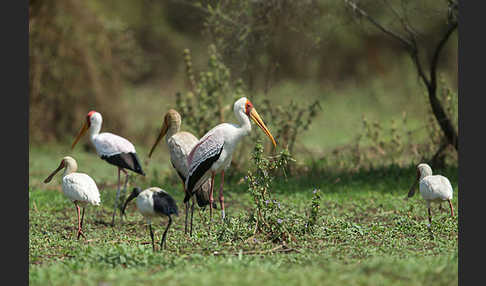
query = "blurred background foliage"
xmin=29 ymin=0 xmax=458 ymax=170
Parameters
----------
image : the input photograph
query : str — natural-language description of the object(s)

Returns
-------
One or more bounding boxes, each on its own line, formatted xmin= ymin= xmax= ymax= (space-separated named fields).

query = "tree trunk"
xmin=427 ymin=84 xmax=458 ymax=151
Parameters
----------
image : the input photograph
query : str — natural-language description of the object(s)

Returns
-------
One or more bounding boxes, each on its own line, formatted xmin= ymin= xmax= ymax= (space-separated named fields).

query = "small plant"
xmin=306 ymin=189 xmax=321 ymax=234
xmin=246 ymin=141 xmax=302 ymax=243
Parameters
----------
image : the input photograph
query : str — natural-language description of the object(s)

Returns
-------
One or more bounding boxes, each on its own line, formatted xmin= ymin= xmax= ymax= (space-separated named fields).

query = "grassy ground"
xmin=29 ymin=145 xmax=458 ymax=285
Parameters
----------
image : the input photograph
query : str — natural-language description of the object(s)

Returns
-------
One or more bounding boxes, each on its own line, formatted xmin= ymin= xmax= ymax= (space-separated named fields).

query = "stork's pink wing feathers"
xmin=92 ymin=132 xmax=136 ymax=157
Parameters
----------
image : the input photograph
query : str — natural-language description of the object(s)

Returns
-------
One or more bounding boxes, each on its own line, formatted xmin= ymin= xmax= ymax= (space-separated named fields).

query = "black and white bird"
xmin=44 ymin=156 xmax=101 ymax=239
xmin=407 ymin=163 xmax=454 ymax=227
xmin=71 ymin=110 xmax=145 ymax=226
xmin=121 ymin=187 xmax=178 ymax=252
xmin=184 ymin=97 xmax=276 ymax=222
xmin=148 ymin=109 xmax=213 ymax=236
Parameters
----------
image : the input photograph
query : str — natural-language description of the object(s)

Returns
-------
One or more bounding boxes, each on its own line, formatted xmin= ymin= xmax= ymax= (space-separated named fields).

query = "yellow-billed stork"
xmin=148 ymin=109 xmax=213 ymax=235
xmin=44 ymin=156 xmax=101 ymax=239
xmin=183 ymin=97 xmax=276 ymax=221
xmin=121 ymin=187 xmax=178 ymax=252
xmin=407 ymin=163 xmax=454 ymax=227
xmin=71 ymin=110 xmax=145 ymax=226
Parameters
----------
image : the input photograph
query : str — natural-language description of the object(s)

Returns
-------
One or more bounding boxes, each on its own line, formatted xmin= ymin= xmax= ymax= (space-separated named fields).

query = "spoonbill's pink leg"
xmin=75 ymin=203 xmax=86 ymax=239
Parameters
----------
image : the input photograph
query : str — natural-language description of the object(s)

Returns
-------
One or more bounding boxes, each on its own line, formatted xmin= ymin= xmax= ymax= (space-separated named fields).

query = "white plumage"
xmin=135 ymin=188 xmax=158 ymax=221
xmin=62 ymin=173 xmax=101 ymax=206
xmin=408 ymin=163 xmax=454 ymax=226
xmin=92 ymin=132 xmax=136 ymax=157
xmin=184 ymin=97 xmax=277 ymax=221
xmin=44 ymin=156 xmax=101 ymax=239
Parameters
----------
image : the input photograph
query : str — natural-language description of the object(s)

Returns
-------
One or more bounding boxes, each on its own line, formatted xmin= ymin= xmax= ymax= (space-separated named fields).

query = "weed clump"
xmin=245 ymin=141 xmax=320 ymax=243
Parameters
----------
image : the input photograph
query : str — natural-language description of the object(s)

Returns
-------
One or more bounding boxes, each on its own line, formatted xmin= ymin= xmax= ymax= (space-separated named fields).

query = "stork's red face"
xmin=86 ymin=110 xmax=96 ymax=127
xmin=245 ymin=100 xmax=254 ymax=116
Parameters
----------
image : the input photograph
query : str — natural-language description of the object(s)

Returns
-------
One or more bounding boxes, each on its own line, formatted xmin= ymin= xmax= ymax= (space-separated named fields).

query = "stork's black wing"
xmin=102 ymin=152 xmax=145 ymax=176
xmin=153 ymin=190 xmax=178 ymax=216
xmin=184 ymin=133 xmax=224 ymax=203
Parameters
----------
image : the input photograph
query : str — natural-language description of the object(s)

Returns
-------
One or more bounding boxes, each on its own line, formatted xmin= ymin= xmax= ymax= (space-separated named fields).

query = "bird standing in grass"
xmin=122 ymin=187 xmax=178 ymax=252
xmin=148 ymin=109 xmax=213 ymax=236
xmin=71 ymin=110 xmax=145 ymax=226
xmin=44 ymin=156 xmax=101 ymax=239
xmin=184 ymin=97 xmax=277 ymax=223
xmin=407 ymin=163 xmax=454 ymax=227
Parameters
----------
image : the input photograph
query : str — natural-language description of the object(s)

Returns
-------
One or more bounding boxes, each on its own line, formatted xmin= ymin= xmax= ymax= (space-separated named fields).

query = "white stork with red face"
xmin=71 ymin=111 xmax=145 ymax=226
xmin=183 ymin=97 xmax=276 ymax=222
xmin=44 ymin=156 xmax=101 ymax=240
xmin=148 ymin=109 xmax=212 ymax=236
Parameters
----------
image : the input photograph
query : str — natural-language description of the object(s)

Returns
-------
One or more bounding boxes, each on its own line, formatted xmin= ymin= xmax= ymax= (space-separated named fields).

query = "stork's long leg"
xmin=448 ymin=199 xmax=454 ymax=217
xmin=120 ymin=170 xmax=129 ymax=223
xmin=184 ymin=201 xmax=189 ymax=234
xmin=190 ymin=197 xmax=195 ymax=236
xmin=148 ymin=223 xmax=155 ymax=252
xmin=160 ymin=215 xmax=173 ymax=250
xmin=75 ymin=203 xmax=86 ymax=240
xmin=209 ymin=173 xmax=215 ymax=226
xmin=182 ymin=181 xmax=190 ymax=235
xmin=219 ymin=170 xmax=225 ymax=220
xmin=111 ymin=168 xmax=122 ymax=226
xmin=428 ymin=207 xmax=432 ymax=227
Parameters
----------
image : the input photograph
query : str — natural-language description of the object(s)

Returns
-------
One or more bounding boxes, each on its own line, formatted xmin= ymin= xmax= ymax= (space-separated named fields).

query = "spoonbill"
xmin=148 ymin=109 xmax=213 ymax=235
xmin=407 ymin=163 xmax=454 ymax=227
xmin=71 ymin=111 xmax=145 ymax=226
xmin=183 ymin=97 xmax=276 ymax=221
xmin=121 ymin=187 xmax=178 ymax=252
xmin=44 ymin=156 xmax=101 ymax=239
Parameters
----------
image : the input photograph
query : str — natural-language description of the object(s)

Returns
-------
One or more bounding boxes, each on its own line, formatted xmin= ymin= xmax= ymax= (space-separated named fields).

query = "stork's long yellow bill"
xmin=148 ymin=119 xmax=169 ymax=158
xmin=249 ymin=108 xmax=277 ymax=148
xmin=72 ymin=121 xmax=89 ymax=149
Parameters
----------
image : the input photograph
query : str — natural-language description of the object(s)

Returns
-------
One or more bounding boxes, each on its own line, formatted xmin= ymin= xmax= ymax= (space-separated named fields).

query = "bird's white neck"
xmin=89 ymin=121 xmax=102 ymax=139
xmin=235 ymin=108 xmax=252 ymax=137
xmin=419 ymin=171 xmax=432 ymax=180
xmin=63 ymin=163 xmax=77 ymax=177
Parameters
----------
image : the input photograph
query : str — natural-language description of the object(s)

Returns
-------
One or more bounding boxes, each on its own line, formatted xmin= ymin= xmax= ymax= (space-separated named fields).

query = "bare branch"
xmin=343 ymin=0 xmax=413 ymax=50
xmin=430 ymin=21 xmax=458 ymax=89
xmin=170 ymin=0 xmax=240 ymax=27
xmin=410 ymin=44 xmax=430 ymax=89
xmin=383 ymin=0 xmax=419 ymax=39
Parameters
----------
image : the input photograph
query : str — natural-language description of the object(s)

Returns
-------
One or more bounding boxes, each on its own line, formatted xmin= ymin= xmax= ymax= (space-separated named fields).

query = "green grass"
xmin=29 ymin=145 xmax=458 ymax=285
